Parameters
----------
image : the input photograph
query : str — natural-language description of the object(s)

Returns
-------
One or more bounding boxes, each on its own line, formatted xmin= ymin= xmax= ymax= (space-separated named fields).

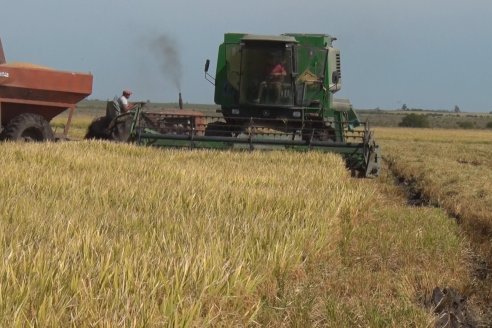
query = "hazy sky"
xmin=2 ymin=0 xmax=492 ymax=112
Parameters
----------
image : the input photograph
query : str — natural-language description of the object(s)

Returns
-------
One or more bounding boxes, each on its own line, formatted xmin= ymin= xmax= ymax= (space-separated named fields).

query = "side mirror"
xmin=332 ymin=71 xmax=340 ymax=84
xmin=204 ymin=59 xmax=215 ymax=86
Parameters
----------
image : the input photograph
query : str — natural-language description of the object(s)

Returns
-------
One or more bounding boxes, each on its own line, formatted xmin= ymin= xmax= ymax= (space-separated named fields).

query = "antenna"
xmin=0 ymin=37 xmax=5 ymax=64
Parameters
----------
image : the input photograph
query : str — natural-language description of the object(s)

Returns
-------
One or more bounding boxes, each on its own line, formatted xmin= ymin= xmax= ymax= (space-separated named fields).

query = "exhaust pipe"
xmin=178 ymin=92 xmax=183 ymax=110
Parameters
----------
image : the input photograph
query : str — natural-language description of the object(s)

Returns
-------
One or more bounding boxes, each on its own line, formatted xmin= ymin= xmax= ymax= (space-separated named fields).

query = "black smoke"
xmin=149 ymin=35 xmax=182 ymax=92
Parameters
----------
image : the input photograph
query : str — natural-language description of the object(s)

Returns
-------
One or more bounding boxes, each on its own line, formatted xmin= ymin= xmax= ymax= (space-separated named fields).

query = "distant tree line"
xmin=400 ymin=104 xmax=462 ymax=113
xmin=456 ymin=121 xmax=475 ymax=129
xmin=399 ymin=113 xmax=430 ymax=128
xmin=398 ymin=113 xmax=492 ymax=129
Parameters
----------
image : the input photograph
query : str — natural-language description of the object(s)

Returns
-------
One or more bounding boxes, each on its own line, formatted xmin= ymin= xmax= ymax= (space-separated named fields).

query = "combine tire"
xmin=1 ymin=113 xmax=54 ymax=141
xmin=204 ymin=121 xmax=233 ymax=137
xmin=302 ymin=119 xmax=336 ymax=143
xmin=85 ymin=116 xmax=111 ymax=140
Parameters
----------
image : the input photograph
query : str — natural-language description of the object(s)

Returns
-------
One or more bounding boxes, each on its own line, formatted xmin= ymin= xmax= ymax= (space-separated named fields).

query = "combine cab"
xmin=93 ymin=33 xmax=380 ymax=177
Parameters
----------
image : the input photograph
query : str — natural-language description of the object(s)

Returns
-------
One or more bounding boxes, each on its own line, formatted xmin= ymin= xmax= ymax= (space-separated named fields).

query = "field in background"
xmin=377 ymin=128 xmax=492 ymax=247
xmin=0 ymin=142 xmax=468 ymax=326
xmin=359 ymin=110 xmax=492 ymax=129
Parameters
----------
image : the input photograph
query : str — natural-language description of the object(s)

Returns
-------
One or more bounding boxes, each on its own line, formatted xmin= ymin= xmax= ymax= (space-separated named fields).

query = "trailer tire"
xmin=85 ymin=116 xmax=111 ymax=140
xmin=1 ymin=113 xmax=54 ymax=141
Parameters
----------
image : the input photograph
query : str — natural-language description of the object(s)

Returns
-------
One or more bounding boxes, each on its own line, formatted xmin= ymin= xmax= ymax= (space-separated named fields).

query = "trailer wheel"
xmin=1 ymin=113 xmax=54 ymax=141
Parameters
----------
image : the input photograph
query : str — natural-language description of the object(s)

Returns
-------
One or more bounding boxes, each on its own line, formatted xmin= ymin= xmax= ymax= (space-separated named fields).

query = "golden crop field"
xmin=377 ymin=128 xmax=492 ymax=251
xmin=0 ymin=140 xmax=469 ymax=327
xmin=51 ymin=115 xmax=95 ymax=140
xmin=377 ymin=127 xmax=492 ymax=321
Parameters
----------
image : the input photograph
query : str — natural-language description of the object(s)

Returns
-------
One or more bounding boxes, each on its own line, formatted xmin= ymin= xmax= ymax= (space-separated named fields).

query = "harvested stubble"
xmin=0 ymin=141 xmax=467 ymax=326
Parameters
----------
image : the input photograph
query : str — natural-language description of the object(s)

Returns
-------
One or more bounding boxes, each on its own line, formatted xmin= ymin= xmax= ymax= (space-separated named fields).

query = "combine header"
xmin=90 ymin=33 xmax=380 ymax=177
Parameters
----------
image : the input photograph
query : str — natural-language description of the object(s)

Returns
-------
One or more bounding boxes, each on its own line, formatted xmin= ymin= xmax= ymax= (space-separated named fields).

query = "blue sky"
xmin=2 ymin=0 xmax=492 ymax=112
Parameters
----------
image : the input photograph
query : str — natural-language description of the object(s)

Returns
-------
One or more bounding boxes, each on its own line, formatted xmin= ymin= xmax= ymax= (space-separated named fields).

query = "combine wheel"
xmin=1 ymin=113 xmax=54 ymax=141
xmin=313 ymin=126 xmax=336 ymax=142
xmin=302 ymin=122 xmax=335 ymax=142
xmin=204 ymin=121 xmax=233 ymax=137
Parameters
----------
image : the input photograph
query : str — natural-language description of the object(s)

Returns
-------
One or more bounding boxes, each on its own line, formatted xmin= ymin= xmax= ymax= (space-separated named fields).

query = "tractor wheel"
xmin=1 ymin=113 xmax=54 ymax=141
xmin=110 ymin=112 xmax=134 ymax=142
xmin=85 ymin=116 xmax=111 ymax=140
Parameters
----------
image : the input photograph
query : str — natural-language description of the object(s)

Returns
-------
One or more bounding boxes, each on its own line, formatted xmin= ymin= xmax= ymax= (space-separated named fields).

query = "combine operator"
xmin=255 ymin=59 xmax=287 ymax=104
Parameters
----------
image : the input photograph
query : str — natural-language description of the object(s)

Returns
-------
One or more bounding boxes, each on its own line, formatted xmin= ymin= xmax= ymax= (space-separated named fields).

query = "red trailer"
xmin=0 ymin=38 xmax=92 ymax=141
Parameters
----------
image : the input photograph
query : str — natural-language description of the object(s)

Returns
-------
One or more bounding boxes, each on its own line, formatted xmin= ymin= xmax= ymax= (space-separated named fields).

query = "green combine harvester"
xmin=88 ymin=33 xmax=380 ymax=177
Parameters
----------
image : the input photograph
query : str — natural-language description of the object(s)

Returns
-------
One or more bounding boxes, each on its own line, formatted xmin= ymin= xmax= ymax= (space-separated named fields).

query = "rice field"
xmin=0 ymin=141 xmax=468 ymax=326
xmin=377 ymin=127 xmax=492 ymax=321
xmin=51 ymin=115 xmax=95 ymax=139
xmin=377 ymin=128 xmax=492 ymax=249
